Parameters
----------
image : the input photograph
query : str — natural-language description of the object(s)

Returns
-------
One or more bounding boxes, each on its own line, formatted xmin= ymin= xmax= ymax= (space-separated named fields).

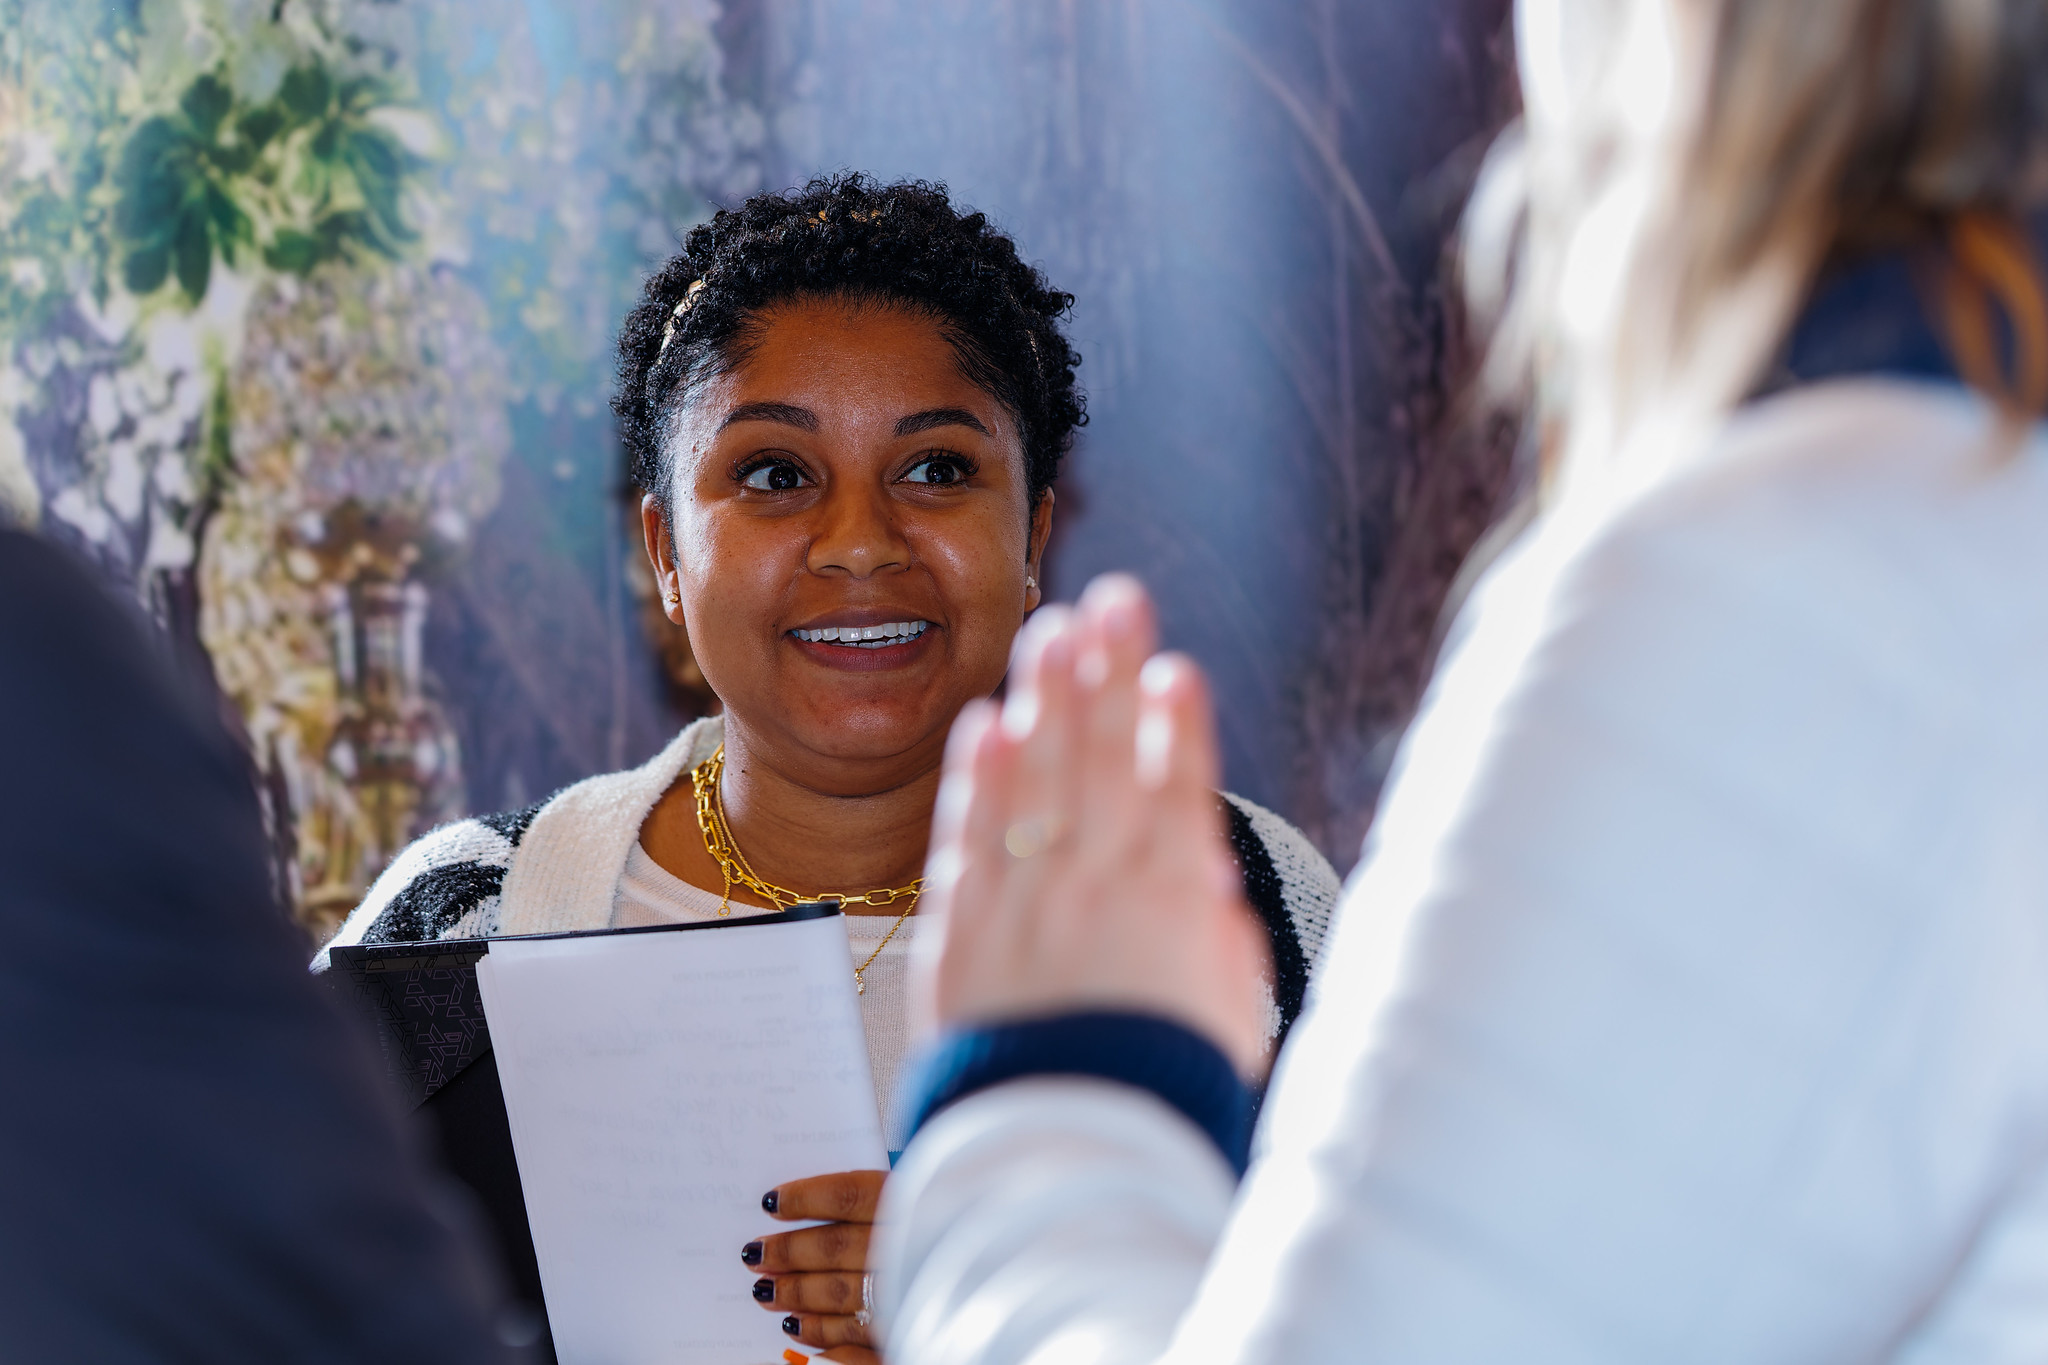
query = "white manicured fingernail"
xmin=1139 ymin=653 xmax=1182 ymax=695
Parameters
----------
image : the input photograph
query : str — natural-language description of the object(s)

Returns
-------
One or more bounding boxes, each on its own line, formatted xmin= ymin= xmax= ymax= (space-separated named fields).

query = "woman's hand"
xmin=916 ymin=574 xmax=1272 ymax=1078
xmin=742 ymin=1169 xmax=886 ymax=1364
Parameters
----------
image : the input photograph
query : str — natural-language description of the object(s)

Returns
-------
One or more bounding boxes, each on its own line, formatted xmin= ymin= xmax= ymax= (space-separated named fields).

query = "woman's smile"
xmin=788 ymin=616 xmax=937 ymax=670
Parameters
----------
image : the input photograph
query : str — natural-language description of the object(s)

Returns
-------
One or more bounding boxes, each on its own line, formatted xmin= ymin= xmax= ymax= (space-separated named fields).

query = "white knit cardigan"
xmin=316 ymin=716 xmax=1342 ymax=1013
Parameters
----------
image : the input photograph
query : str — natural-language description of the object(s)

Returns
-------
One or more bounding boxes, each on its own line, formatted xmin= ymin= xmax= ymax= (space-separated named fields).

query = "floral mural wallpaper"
xmin=2 ymin=0 xmax=754 ymax=937
xmin=4 ymin=0 xmax=1515 ymax=940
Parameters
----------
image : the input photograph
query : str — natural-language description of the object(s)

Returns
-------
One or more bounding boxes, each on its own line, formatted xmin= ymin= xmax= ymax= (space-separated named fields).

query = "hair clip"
xmin=657 ymin=279 xmax=707 ymax=358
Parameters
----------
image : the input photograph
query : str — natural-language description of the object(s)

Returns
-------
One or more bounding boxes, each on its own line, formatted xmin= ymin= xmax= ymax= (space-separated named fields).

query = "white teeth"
xmin=793 ymin=620 xmax=931 ymax=645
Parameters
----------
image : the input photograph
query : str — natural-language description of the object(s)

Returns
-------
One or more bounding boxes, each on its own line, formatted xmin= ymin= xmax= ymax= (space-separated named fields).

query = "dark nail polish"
xmin=753 ymin=1277 xmax=775 ymax=1303
xmin=782 ymin=1315 xmax=801 ymax=1337
xmin=741 ymin=1240 xmax=763 ymax=1266
xmin=761 ymin=1189 xmax=780 ymax=1214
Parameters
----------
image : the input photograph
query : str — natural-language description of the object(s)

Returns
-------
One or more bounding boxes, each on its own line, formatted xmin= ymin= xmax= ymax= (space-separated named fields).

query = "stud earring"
xmin=1025 ymin=575 xmax=1037 ymax=590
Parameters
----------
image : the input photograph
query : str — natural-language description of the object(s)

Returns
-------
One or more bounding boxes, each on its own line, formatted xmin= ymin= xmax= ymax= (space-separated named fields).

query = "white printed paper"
xmin=476 ymin=913 xmax=887 ymax=1365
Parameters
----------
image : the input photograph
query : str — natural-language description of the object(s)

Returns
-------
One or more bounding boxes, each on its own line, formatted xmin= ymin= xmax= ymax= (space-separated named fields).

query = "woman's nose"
xmin=806 ymin=486 xmax=911 ymax=579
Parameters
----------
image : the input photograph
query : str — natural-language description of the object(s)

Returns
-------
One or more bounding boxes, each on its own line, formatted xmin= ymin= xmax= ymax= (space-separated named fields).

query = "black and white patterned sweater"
xmin=316 ymin=716 xmax=1343 ymax=1038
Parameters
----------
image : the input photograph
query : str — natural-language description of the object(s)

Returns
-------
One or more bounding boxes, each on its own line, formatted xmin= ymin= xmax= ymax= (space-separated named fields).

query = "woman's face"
xmin=644 ymin=296 xmax=1052 ymax=793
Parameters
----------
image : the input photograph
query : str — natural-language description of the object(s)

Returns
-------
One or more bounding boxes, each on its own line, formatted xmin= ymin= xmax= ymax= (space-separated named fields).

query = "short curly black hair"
xmin=615 ymin=174 xmax=1085 ymax=520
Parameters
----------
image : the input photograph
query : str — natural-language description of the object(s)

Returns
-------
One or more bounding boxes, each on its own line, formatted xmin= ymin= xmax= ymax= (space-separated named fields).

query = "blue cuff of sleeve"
xmin=900 ymin=1011 xmax=1255 ymax=1176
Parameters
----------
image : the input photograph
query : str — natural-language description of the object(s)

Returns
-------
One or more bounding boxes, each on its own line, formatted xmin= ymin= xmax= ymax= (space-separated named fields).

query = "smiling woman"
xmin=315 ymin=175 xmax=1341 ymax=1362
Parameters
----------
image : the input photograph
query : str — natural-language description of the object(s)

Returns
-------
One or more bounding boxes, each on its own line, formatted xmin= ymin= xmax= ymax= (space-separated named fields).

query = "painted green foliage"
xmin=0 ymin=1 xmax=125 ymax=341
xmin=6 ymin=0 xmax=753 ymax=920
xmin=114 ymin=62 xmax=421 ymax=304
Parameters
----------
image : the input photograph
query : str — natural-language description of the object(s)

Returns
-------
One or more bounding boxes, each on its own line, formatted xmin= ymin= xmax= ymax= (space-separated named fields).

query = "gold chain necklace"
xmin=689 ymin=745 xmax=920 ymax=995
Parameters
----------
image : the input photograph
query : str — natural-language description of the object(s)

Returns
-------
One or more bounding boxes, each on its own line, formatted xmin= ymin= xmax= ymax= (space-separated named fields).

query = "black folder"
xmin=325 ymin=905 xmax=840 ymax=1365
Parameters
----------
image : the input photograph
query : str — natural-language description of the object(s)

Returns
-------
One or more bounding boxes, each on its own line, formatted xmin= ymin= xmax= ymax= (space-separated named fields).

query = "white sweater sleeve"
xmin=875 ymin=384 xmax=2048 ymax=1365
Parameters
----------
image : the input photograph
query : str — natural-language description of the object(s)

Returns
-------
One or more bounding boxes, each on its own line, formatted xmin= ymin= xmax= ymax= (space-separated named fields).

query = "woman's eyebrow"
xmin=896 ymin=407 xmax=991 ymax=437
xmin=719 ymin=401 xmax=819 ymax=432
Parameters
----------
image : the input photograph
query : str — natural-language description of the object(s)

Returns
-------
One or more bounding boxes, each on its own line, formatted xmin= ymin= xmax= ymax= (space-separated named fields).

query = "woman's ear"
xmin=1024 ymin=490 xmax=1055 ymax=612
xmin=641 ymin=493 xmax=684 ymax=623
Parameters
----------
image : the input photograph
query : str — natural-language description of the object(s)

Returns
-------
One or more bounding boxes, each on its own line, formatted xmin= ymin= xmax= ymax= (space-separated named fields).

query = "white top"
xmin=612 ymin=843 xmax=923 ymax=1148
xmin=874 ymin=380 xmax=2048 ymax=1365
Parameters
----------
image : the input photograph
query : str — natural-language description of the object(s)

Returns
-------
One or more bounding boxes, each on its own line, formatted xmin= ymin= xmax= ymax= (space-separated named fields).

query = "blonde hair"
xmin=1466 ymin=0 xmax=2048 ymax=496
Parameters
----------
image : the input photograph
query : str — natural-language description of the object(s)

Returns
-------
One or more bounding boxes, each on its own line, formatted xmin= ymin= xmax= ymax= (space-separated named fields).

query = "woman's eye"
xmin=741 ymin=461 xmax=807 ymax=491
xmin=903 ymin=456 xmax=968 ymax=486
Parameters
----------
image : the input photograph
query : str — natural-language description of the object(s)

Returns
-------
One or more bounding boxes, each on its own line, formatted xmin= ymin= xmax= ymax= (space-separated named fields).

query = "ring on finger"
xmin=1004 ymin=813 xmax=1069 ymax=859
xmin=854 ymin=1272 xmax=874 ymax=1329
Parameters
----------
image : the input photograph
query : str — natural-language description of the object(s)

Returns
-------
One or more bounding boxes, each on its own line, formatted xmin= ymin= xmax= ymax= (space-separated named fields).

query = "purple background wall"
xmin=730 ymin=0 xmax=1520 ymax=859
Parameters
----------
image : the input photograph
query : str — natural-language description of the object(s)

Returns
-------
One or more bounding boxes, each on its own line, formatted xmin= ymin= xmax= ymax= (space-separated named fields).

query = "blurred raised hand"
xmin=914 ymin=574 xmax=1271 ymax=1079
